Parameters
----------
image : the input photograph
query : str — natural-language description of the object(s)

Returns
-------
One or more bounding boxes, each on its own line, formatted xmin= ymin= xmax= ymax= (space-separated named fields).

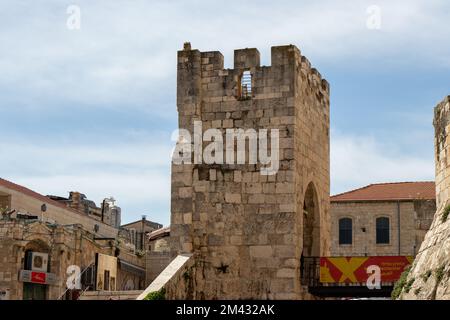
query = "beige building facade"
xmin=330 ymin=182 xmax=436 ymax=257
xmin=121 ymin=217 xmax=162 ymax=253
xmin=49 ymin=192 xmax=122 ymax=229
xmin=0 ymin=179 xmax=118 ymax=238
xmin=0 ymin=178 xmax=147 ymax=300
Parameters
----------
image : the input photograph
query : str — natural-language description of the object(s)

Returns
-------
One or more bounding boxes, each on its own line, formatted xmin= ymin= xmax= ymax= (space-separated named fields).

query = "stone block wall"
xmin=145 ymin=252 xmax=172 ymax=286
xmin=169 ymin=44 xmax=330 ymax=299
xmin=0 ymin=219 xmax=145 ymax=300
xmin=149 ymin=237 xmax=170 ymax=252
xmin=399 ymin=96 xmax=450 ymax=299
xmin=0 ymin=221 xmax=104 ymax=299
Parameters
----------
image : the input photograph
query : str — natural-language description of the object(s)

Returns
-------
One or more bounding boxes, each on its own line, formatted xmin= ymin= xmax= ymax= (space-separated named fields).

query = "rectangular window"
xmin=339 ymin=218 xmax=352 ymax=245
xmin=136 ymin=232 xmax=143 ymax=250
xmin=104 ymin=270 xmax=110 ymax=291
xmin=376 ymin=217 xmax=390 ymax=244
xmin=130 ymin=229 xmax=136 ymax=246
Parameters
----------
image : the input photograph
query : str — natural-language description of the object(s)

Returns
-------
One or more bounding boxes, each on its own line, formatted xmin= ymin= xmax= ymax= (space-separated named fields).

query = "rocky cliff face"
xmin=397 ymin=96 xmax=450 ymax=300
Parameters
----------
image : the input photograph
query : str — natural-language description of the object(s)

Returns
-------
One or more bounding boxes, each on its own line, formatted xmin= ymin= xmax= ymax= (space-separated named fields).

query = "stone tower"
xmin=398 ymin=96 xmax=450 ymax=300
xmin=169 ymin=43 xmax=330 ymax=299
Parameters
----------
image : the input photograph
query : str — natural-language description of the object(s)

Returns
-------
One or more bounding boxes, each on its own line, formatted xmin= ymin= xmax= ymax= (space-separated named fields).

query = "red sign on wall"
xmin=320 ymin=256 xmax=413 ymax=283
xmin=19 ymin=270 xmax=57 ymax=285
xmin=30 ymin=272 xmax=46 ymax=284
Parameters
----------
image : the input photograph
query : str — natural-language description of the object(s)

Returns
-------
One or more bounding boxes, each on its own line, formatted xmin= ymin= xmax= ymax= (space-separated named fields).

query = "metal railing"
xmin=300 ymin=256 xmax=320 ymax=287
xmin=76 ymin=285 xmax=92 ymax=300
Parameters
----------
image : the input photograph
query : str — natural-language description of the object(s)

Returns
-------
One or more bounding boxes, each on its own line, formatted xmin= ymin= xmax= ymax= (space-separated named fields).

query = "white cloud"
xmin=0 ymin=139 xmax=173 ymax=174
xmin=1 ymin=0 xmax=449 ymax=111
xmin=11 ymin=172 xmax=171 ymax=225
xmin=0 ymin=138 xmax=174 ymax=225
xmin=0 ymin=0 xmax=445 ymax=224
xmin=331 ymin=132 xmax=434 ymax=195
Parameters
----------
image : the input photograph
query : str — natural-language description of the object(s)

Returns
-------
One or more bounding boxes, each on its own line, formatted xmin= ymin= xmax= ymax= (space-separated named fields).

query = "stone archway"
xmin=23 ymin=239 xmax=51 ymax=300
xmin=24 ymin=239 xmax=50 ymax=253
xmin=302 ymin=182 xmax=320 ymax=257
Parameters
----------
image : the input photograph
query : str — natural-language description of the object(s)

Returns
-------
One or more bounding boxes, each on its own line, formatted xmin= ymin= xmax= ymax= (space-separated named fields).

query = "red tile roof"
xmin=331 ymin=181 xmax=435 ymax=202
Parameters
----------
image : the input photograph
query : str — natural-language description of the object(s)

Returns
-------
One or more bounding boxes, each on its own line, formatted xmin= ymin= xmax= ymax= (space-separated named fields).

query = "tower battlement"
xmin=177 ymin=44 xmax=329 ymax=113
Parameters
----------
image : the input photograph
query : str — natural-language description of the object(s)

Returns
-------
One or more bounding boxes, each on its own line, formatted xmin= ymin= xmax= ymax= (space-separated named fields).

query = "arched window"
xmin=376 ymin=217 xmax=390 ymax=244
xmin=338 ymin=218 xmax=352 ymax=245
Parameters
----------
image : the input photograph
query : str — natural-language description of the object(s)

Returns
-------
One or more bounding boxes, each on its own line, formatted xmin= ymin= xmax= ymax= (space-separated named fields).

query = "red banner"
xmin=320 ymin=256 xmax=413 ymax=283
xmin=31 ymin=272 xmax=46 ymax=284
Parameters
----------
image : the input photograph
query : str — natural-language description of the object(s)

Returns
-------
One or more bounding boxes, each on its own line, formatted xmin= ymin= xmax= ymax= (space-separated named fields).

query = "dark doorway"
xmin=23 ymin=283 xmax=47 ymax=300
xmin=302 ymin=182 xmax=320 ymax=257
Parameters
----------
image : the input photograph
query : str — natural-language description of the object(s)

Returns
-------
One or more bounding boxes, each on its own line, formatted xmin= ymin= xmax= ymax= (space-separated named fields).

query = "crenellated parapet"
xmin=177 ymin=43 xmax=329 ymax=115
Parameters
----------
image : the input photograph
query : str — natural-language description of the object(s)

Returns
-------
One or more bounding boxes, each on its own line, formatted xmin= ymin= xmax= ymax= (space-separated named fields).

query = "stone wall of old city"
xmin=150 ymin=236 xmax=170 ymax=252
xmin=169 ymin=44 xmax=330 ymax=299
xmin=399 ymin=96 xmax=450 ymax=300
xmin=145 ymin=236 xmax=171 ymax=285
xmin=0 ymin=219 xmax=145 ymax=299
xmin=330 ymin=200 xmax=435 ymax=257
xmin=145 ymin=251 xmax=172 ymax=286
xmin=0 ymin=220 xmax=106 ymax=299
xmin=0 ymin=223 xmax=21 ymax=300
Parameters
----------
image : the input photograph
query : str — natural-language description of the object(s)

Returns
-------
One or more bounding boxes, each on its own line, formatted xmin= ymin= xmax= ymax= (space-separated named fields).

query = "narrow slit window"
xmin=240 ymin=70 xmax=252 ymax=99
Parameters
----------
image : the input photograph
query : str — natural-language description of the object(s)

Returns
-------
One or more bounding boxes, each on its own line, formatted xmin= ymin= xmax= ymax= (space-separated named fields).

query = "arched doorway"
xmin=300 ymin=182 xmax=321 ymax=286
xmin=23 ymin=239 xmax=50 ymax=300
xmin=302 ymin=182 xmax=320 ymax=257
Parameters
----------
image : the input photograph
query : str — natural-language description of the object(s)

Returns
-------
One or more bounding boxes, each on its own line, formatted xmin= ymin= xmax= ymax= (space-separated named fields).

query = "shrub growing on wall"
xmin=143 ymin=288 xmax=165 ymax=300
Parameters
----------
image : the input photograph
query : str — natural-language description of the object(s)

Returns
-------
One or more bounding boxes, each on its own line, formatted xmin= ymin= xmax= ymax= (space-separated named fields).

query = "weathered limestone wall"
xmin=399 ymin=96 xmax=450 ymax=299
xmin=295 ymin=51 xmax=331 ymax=258
xmin=0 ymin=221 xmax=109 ymax=299
xmin=0 ymin=219 xmax=145 ymax=299
xmin=145 ymin=252 xmax=172 ymax=286
xmin=169 ymin=44 xmax=330 ymax=299
xmin=330 ymin=200 xmax=435 ymax=257
xmin=150 ymin=237 xmax=170 ymax=252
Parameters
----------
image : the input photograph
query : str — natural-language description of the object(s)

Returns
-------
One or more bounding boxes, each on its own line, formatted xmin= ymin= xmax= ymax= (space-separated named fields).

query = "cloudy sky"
xmin=1 ymin=0 xmax=449 ymax=225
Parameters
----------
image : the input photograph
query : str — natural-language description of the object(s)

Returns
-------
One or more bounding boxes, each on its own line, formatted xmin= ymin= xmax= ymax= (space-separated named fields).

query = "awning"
xmin=118 ymin=259 xmax=145 ymax=278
